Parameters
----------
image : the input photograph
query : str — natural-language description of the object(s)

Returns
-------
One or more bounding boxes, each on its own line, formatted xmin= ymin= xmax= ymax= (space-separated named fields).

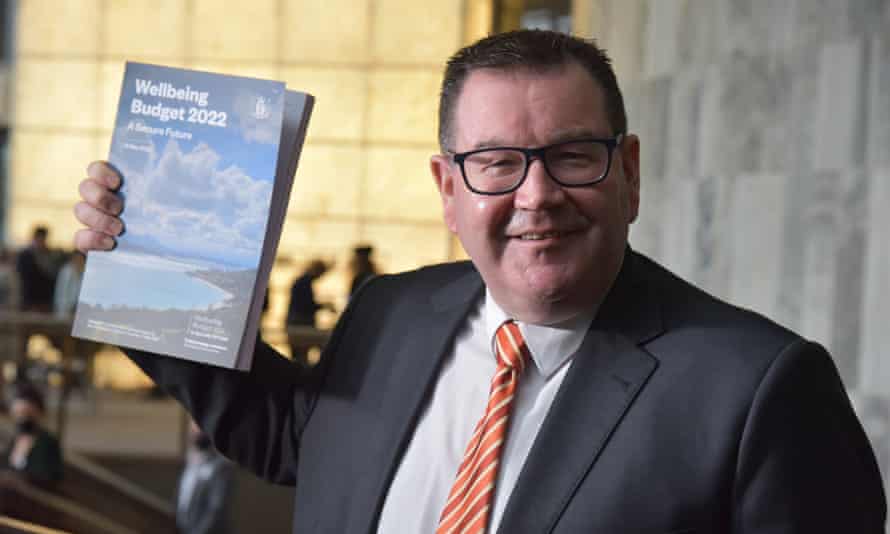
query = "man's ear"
xmin=431 ymin=155 xmax=458 ymax=233
xmin=620 ymin=134 xmax=641 ymax=224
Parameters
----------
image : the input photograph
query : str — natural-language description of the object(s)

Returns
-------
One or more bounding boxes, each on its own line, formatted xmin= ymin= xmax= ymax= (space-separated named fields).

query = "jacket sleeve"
xmin=733 ymin=339 xmax=887 ymax=532
xmin=126 ymin=341 xmax=309 ymax=485
xmin=124 ymin=273 xmax=365 ymax=485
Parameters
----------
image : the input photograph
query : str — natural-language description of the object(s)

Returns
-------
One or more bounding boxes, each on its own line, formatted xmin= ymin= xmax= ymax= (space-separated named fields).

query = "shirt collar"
xmin=483 ymin=290 xmax=596 ymax=378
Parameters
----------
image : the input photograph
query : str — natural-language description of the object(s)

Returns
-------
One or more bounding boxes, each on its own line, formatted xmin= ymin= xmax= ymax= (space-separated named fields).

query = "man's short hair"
xmin=438 ymin=29 xmax=627 ymax=151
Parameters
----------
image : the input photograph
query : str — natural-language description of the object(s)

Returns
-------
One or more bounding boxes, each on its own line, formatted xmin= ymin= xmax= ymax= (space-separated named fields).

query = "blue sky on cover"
xmin=108 ymin=63 xmax=286 ymax=269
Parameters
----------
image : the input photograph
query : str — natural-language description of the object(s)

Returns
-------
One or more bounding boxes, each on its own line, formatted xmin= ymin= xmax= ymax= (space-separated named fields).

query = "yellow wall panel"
xmin=281 ymin=0 xmax=371 ymax=63
xmin=9 ymin=132 xmax=99 ymax=206
xmin=104 ymin=0 xmax=186 ymax=58
xmin=192 ymin=0 xmax=279 ymax=60
xmin=14 ymin=60 xmax=98 ymax=129
xmin=362 ymin=222 xmax=450 ymax=274
xmin=16 ymin=0 xmax=100 ymax=56
xmin=7 ymin=203 xmax=82 ymax=249
xmin=187 ymin=62 xmax=279 ymax=82
xmin=288 ymin=144 xmax=362 ymax=216
xmin=372 ymin=0 xmax=461 ymax=64
xmin=363 ymin=146 xmax=441 ymax=221
xmin=281 ymin=67 xmax=366 ymax=141
xmin=278 ymin=218 xmax=359 ymax=260
xmin=367 ymin=69 xmax=440 ymax=143
xmin=99 ymin=61 xmax=127 ymax=133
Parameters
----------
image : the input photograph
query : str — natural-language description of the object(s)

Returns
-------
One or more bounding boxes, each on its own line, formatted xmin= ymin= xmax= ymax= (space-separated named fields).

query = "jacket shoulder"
xmin=632 ymin=252 xmax=803 ymax=366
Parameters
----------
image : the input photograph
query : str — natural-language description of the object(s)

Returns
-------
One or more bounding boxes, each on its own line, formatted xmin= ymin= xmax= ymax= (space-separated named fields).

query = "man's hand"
xmin=73 ymin=161 xmax=125 ymax=252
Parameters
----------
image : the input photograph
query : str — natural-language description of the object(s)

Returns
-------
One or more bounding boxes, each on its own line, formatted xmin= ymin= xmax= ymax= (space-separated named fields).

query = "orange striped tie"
xmin=436 ymin=320 xmax=530 ymax=534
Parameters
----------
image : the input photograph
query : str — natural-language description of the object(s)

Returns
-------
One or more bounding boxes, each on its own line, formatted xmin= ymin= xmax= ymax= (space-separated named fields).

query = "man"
xmin=176 ymin=420 xmax=233 ymax=534
xmin=286 ymin=259 xmax=333 ymax=365
xmin=53 ymin=250 xmax=86 ymax=317
xmin=2 ymin=382 xmax=63 ymax=486
xmin=16 ymin=226 xmax=57 ymax=312
xmin=348 ymin=245 xmax=379 ymax=297
xmin=73 ymin=30 xmax=885 ymax=533
xmin=286 ymin=259 xmax=331 ymax=328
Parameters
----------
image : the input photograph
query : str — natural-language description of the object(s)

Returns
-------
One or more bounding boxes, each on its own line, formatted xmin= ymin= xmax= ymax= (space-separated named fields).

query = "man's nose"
xmin=513 ymin=158 xmax=566 ymax=209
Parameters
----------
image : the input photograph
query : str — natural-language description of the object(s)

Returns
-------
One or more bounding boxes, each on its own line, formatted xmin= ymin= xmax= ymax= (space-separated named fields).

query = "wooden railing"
xmin=0 ymin=416 xmax=176 ymax=534
xmin=0 ymin=471 xmax=138 ymax=534
xmin=0 ymin=514 xmax=71 ymax=534
xmin=58 ymin=451 xmax=176 ymax=533
xmin=0 ymin=461 xmax=176 ymax=534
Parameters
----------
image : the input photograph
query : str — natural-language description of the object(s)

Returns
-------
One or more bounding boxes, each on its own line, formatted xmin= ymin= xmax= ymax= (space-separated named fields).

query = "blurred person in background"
xmin=0 ymin=247 xmax=19 ymax=311
xmin=0 ymin=247 xmax=20 ymax=364
xmin=176 ymin=419 xmax=233 ymax=534
xmin=53 ymin=250 xmax=85 ymax=317
xmin=348 ymin=245 xmax=379 ymax=297
xmin=15 ymin=226 xmax=58 ymax=313
xmin=286 ymin=259 xmax=333 ymax=365
xmin=286 ymin=259 xmax=332 ymax=328
xmin=1 ymin=382 xmax=62 ymax=486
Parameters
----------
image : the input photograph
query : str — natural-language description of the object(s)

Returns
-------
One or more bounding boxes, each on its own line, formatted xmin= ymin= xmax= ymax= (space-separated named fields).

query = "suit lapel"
xmin=497 ymin=251 xmax=664 ymax=533
xmin=363 ymin=266 xmax=484 ymax=533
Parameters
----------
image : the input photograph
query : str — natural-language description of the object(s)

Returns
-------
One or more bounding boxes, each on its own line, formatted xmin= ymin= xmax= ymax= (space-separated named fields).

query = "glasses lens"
xmin=463 ymin=149 xmax=526 ymax=193
xmin=545 ymin=141 xmax=610 ymax=184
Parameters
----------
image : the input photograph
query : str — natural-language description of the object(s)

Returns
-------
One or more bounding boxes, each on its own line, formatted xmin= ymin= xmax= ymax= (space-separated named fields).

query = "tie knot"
xmin=494 ymin=320 xmax=530 ymax=374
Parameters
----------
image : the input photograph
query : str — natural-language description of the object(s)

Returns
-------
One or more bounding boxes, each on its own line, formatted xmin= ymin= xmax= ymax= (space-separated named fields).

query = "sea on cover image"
xmin=73 ymin=62 xmax=286 ymax=368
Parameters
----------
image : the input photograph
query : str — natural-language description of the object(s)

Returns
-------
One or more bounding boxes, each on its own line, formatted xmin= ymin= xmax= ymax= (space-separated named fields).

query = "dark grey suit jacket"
xmin=129 ymin=250 xmax=886 ymax=533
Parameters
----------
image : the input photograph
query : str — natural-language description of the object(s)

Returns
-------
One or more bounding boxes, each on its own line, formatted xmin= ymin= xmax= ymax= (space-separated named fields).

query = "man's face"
xmin=431 ymin=63 xmax=640 ymax=324
xmin=11 ymin=398 xmax=41 ymax=421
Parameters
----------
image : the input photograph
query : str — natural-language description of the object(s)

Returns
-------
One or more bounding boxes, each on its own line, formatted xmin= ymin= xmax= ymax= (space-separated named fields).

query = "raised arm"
xmin=73 ymin=162 xmax=321 ymax=484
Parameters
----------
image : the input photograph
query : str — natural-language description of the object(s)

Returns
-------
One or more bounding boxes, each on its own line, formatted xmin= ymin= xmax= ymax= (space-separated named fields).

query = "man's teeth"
xmin=520 ymin=232 xmax=561 ymax=240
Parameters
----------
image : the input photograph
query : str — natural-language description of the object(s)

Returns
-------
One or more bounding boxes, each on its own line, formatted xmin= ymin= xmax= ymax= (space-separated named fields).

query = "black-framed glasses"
xmin=449 ymin=134 xmax=624 ymax=195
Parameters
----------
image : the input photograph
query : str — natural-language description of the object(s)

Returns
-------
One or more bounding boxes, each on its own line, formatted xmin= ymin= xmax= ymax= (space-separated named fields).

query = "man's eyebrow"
xmin=467 ymin=129 xmax=613 ymax=150
xmin=547 ymin=129 xmax=611 ymax=144
xmin=469 ymin=138 xmax=512 ymax=150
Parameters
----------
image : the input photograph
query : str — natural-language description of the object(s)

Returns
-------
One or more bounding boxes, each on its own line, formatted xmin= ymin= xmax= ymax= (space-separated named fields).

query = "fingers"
xmin=86 ymin=161 xmax=122 ymax=191
xmin=79 ymin=176 xmax=123 ymax=216
xmin=74 ymin=201 xmax=124 ymax=237
xmin=73 ymin=229 xmax=116 ymax=253
xmin=75 ymin=161 xmax=125 ymax=253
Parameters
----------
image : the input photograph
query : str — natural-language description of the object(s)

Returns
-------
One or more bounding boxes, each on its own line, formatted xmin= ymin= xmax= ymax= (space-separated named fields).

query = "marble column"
xmin=860 ymin=167 xmax=890 ymax=394
xmin=727 ymin=173 xmax=787 ymax=321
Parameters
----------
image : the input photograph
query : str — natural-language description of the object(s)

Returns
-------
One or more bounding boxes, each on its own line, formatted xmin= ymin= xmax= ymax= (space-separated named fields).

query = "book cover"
xmin=72 ymin=62 xmax=311 ymax=370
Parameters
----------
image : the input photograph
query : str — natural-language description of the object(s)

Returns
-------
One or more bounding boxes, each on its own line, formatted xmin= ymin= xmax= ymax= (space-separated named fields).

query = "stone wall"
xmin=583 ymin=0 xmax=890 ymax=508
xmin=584 ymin=0 xmax=889 ymax=396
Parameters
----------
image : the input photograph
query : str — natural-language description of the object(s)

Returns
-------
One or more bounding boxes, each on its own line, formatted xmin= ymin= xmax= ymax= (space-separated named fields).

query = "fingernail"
xmin=102 ymin=236 xmax=115 ymax=249
xmin=105 ymin=176 xmax=119 ymax=190
xmin=112 ymin=220 xmax=124 ymax=235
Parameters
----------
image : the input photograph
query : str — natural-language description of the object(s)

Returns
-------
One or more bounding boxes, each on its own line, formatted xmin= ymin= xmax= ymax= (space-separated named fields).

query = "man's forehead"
xmin=452 ymin=64 xmax=611 ymax=148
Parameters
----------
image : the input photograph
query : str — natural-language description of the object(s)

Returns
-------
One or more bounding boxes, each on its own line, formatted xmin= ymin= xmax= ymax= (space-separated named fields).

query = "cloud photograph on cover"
xmin=74 ymin=63 xmax=288 ymax=366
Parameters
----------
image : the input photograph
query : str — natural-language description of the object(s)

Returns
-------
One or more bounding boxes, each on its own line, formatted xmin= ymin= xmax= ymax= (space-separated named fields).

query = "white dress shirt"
xmin=377 ymin=291 xmax=596 ymax=533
